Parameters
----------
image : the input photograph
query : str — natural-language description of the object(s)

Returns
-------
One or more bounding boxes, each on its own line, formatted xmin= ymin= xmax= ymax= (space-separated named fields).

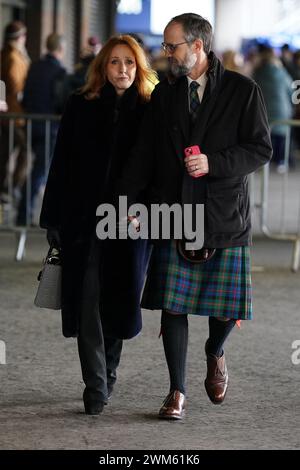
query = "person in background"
xmin=64 ymin=36 xmax=102 ymax=97
xmin=292 ymin=50 xmax=300 ymax=153
xmin=151 ymin=50 xmax=169 ymax=81
xmin=280 ymin=43 xmax=296 ymax=79
xmin=127 ymin=33 xmax=145 ymax=49
xmin=292 ymin=50 xmax=300 ymax=80
xmin=253 ymin=46 xmax=293 ymax=172
xmin=242 ymin=48 xmax=260 ymax=78
xmin=0 ymin=21 xmax=30 ymax=201
xmin=16 ymin=33 xmax=67 ymax=226
xmin=40 ymin=35 xmax=157 ymax=415
xmin=222 ymin=49 xmax=244 ymax=73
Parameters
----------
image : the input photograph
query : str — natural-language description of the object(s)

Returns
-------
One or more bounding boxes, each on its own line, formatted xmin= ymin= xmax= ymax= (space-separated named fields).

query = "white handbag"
xmin=34 ymin=246 xmax=62 ymax=310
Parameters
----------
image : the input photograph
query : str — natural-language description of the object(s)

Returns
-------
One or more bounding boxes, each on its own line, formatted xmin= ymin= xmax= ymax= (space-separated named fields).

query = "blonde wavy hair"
xmin=81 ymin=35 xmax=158 ymax=101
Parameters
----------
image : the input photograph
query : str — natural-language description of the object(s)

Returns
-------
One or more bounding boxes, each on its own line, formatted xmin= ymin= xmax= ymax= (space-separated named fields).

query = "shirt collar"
xmin=187 ymin=72 xmax=208 ymax=88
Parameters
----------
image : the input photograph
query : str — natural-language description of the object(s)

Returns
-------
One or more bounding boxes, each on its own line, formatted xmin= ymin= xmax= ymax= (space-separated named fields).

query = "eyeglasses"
xmin=161 ymin=41 xmax=191 ymax=54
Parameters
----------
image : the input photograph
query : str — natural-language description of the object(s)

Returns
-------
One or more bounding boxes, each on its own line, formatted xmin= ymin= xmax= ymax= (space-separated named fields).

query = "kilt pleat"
xmin=142 ymin=241 xmax=252 ymax=320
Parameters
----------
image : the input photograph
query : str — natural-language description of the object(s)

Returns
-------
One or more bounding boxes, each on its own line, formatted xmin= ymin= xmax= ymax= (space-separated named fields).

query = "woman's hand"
xmin=117 ymin=216 xmax=140 ymax=236
xmin=184 ymin=152 xmax=209 ymax=178
xmin=128 ymin=215 xmax=140 ymax=231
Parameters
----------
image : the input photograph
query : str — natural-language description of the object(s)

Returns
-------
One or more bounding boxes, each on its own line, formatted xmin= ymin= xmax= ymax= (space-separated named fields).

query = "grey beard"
xmin=168 ymin=59 xmax=190 ymax=78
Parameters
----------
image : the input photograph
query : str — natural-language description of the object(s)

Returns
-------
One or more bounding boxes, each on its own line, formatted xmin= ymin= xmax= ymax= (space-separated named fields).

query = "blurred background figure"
xmin=292 ymin=50 xmax=300 ymax=80
xmin=127 ymin=33 xmax=153 ymax=63
xmin=242 ymin=48 xmax=260 ymax=78
xmin=222 ymin=49 xmax=244 ymax=73
xmin=151 ymin=50 xmax=168 ymax=81
xmin=127 ymin=32 xmax=145 ymax=48
xmin=280 ymin=43 xmax=296 ymax=79
xmin=253 ymin=45 xmax=293 ymax=173
xmin=86 ymin=35 xmax=102 ymax=55
xmin=64 ymin=36 xmax=102 ymax=97
xmin=16 ymin=33 xmax=67 ymax=226
xmin=290 ymin=50 xmax=300 ymax=155
xmin=0 ymin=101 xmax=8 ymax=112
xmin=0 ymin=20 xmax=30 ymax=202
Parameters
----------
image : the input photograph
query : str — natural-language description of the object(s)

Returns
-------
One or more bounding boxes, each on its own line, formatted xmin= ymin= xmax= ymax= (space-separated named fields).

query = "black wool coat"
xmin=118 ymin=52 xmax=273 ymax=248
xmin=40 ymin=83 xmax=150 ymax=338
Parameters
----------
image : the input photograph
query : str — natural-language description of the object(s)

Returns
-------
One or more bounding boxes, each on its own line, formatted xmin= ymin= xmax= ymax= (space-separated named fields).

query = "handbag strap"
xmin=46 ymin=245 xmax=61 ymax=264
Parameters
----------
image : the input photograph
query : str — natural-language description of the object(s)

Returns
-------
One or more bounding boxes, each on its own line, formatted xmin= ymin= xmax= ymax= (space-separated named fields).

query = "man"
xmin=16 ymin=33 xmax=66 ymax=226
xmin=0 ymin=21 xmax=30 ymax=200
xmin=63 ymin=36 xmax=102 ymax=98
xmin=117 ymin=13 xmax=272 ymax=419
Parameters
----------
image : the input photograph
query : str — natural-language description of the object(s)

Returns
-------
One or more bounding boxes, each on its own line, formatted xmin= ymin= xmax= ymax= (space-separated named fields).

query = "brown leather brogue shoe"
xmin=158 ymin=390 xmax=186 ymax=420
xmin=204 ymin=350 xmax=228 ymax=405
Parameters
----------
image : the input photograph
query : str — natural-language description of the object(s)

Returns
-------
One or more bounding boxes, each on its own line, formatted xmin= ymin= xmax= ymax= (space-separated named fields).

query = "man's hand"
xmin=184 ymin=152 xmax=209 ymax=178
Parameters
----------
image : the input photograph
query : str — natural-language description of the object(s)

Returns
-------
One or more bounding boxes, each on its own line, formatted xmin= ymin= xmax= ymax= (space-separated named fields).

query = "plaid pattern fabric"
xmin=189 ymin=81 xmax=200 ymax=122
xmin=142 ymin=241 xmax=252 ymax=320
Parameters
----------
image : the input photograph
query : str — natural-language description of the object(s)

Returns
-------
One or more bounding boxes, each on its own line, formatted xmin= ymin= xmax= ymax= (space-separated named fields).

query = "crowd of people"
xmin=0 ymin=21 xmax=102 ymax=224
xmin=222 ymin=43 xmax=299 ymax=172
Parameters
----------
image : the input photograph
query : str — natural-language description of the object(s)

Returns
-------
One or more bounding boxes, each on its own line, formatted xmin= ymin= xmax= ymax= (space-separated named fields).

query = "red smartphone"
xmin=184 ymin=145 xmax=205 ymax=177
xmin=184 ymin=145 xmax=201 ymax=157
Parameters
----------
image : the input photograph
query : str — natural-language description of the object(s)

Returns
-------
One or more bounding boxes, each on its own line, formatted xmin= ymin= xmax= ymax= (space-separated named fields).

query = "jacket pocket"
xmin=206 ymin=191 xmax=245 ymax=233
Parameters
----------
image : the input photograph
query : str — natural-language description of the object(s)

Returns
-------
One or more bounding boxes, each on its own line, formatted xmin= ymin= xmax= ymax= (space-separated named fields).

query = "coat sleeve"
xmin=39 ymin=95 xmax=74 ymax=230
xmin=6 ymin=55 xmax=27 ymax=97
xmin=53 ymin=67 xmax=68 ymax=114
xmin=115 ymin=98 xmax=155 ymax=207
xmin=208 ymin=83 xmax=273 ymax=177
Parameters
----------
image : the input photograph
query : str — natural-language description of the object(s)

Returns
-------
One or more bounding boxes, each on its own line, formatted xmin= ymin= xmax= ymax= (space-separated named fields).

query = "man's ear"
xmin=193 ymin=39 xmax=203 ymax=53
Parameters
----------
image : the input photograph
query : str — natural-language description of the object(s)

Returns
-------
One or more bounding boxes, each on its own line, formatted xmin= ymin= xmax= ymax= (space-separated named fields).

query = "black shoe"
xmin=107 ymin=371 xmax=117 ymax=400
xmin=84 ymin=400 xmax=105 ymax=415
xmin=83 ymin=389 xmax=105 ymax=415
xmin=107 ymin=383 xmax=114 ymax=400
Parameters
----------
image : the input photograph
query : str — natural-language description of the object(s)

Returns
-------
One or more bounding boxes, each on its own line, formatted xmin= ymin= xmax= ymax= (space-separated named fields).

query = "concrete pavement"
xmin=0 ymin=231 xmax=299 ymax=450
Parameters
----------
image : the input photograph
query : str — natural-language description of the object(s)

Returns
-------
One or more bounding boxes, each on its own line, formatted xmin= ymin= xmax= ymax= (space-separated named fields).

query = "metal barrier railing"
xmin=1 ymin=115 xmax=300 ymax=270
xmin=0 ymin=112 xmax=60 ymax=260
xmin=251 ymin=119 xmax=300 ymax=272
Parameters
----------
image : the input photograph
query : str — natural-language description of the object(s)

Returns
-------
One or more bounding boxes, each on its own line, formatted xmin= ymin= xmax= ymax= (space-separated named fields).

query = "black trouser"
xmin=77 ymin=241 xmax=123 ymax=403
xmin=17 ymin=129 xmax=57 ymax=225
xmin=0 ymin=125 xmax=27 ymax=193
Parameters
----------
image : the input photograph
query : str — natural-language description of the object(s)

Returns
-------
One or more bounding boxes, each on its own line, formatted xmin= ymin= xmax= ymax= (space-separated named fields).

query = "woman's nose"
xmin=119 ymin=61 xmax=126 ymax=72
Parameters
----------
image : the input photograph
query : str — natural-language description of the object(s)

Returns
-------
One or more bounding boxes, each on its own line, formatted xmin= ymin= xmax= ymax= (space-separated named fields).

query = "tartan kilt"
xmin=142 ymin=241 xmax=252 ymax=320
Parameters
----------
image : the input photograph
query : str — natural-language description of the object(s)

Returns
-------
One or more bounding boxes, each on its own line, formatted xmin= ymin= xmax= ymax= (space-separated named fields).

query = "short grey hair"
xmin=167 ymin=13 xmax=213 ymax=55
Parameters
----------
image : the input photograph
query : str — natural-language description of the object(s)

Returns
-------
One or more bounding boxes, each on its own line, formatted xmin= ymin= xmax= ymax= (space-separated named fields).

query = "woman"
xmin=40 ymin=35 xmax=157 ymax=414
xmin=0 ymin=20 xmax=30 ymax=196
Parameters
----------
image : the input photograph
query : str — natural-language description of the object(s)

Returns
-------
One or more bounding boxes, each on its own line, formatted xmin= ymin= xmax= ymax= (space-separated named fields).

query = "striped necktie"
xmin=189 ymin=81 xmax=200 ymax=122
